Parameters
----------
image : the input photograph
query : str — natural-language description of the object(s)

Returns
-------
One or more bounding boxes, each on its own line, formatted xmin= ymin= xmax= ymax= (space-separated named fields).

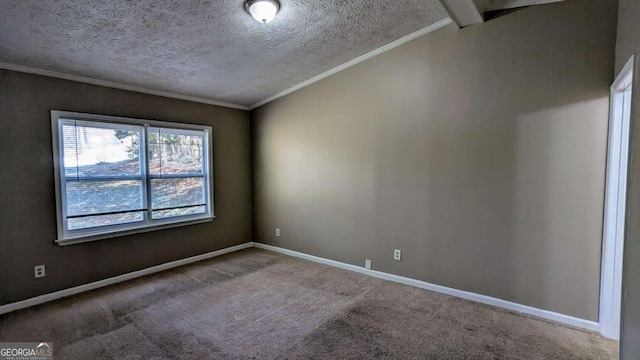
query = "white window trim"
xmin=51 ymin=110 xmax=215 ymax=246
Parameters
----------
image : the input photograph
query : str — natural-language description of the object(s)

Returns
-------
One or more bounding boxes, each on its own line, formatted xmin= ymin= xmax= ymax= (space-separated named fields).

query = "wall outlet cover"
xmin=34 ymin=265 xmax=45 ymax=278
xmin=365 ymin=259 xmax=372 ymax=270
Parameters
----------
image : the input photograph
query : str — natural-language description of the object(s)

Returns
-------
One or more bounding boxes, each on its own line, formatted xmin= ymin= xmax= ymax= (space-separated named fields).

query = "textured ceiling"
xmin=0 ymin=1 xmax=448 ymax=108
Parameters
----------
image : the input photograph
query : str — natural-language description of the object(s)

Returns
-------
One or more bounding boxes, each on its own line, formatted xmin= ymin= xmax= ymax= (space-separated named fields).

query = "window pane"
xmin=148 ymin=128 xmax=204 ymax=175
xmin=151 ymin=178 xmax=205 ymax=210
xmin=62 ymin=123 xmax=141 ymax=178
xmin=68 ymin=212 xmax=144 ymax=230
xmin=66 ymin=180 xmax=144 ymax=217
xmin=152 ymin=205 xmax=206 ymax=220
xmin=53 ymin=113 xmax=213 ymax=241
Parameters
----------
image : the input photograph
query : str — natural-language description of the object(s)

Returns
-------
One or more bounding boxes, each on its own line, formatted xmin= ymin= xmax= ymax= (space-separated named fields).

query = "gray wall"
xmin=616 ymin=0 xmax=640 ymax=357
xmin=0 ymin=70 xmax=252 ymax=305
xmin=251 ymin=0 xmax=617 ymax=321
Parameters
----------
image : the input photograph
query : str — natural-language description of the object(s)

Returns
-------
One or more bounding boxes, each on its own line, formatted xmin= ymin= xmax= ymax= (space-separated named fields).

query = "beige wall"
xmin=616 ymin=0 xmax=640 ymax=357
xmin=0 ymin=70 xmax=252 ymax=305
xmin=252 ymin=0 xmax=617 ymax=321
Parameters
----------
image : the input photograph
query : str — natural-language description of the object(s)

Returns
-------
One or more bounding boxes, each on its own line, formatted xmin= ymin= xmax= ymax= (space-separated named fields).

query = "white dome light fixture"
xmin=245 ymin=0 xmax=280 ymax=24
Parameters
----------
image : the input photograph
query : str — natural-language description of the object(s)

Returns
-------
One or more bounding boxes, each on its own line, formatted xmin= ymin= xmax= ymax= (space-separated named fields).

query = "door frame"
xmin=599 ymin=55 xmax=635 ymax=340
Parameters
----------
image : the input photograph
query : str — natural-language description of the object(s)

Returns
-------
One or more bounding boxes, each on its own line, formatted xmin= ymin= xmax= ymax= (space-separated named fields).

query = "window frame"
xmin=51 ymin=110 xmax=214 ymax=246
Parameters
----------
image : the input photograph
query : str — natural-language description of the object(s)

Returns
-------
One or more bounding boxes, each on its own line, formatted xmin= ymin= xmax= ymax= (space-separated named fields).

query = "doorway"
xmin=600 ymin=55 xmax=634 ymax=340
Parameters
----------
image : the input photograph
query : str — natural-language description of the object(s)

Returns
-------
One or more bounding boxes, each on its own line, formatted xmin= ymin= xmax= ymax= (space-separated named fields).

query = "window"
xmin=51 ymin=111 xmax=213 ymax=245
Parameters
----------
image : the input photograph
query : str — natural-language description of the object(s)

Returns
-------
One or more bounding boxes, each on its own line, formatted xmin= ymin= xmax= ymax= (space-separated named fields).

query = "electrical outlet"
xmin=365 ymin=259 xmax=372 ymax=270
xmin=394 ymin=249 xmax=402 ymax=261
xmin=34 ymin=265 xmax=45 ymax=278
xmin=275 ymin=228 xmax=280 ymax=237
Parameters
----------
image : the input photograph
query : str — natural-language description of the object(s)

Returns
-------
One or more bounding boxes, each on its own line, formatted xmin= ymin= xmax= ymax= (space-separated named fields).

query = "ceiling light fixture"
xmin=245 ymin=0 xmax=280 ymax=24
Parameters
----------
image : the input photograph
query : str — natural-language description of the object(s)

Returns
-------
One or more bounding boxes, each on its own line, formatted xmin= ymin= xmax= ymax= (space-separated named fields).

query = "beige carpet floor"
xmin=0 ymin=248 xmax=618 ymax=359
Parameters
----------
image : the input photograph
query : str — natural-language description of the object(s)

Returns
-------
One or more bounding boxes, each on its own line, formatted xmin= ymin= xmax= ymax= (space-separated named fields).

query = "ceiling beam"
xmin=437 ymin=0 xmax=484 ymax=28
xmin=483 ymin=0 xmax=565 ymax=12
xmin=440 ymin=0 xmax=565 ymax=28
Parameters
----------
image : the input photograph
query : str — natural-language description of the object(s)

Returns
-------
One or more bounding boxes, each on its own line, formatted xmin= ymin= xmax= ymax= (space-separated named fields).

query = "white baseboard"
xmin=0 ymin=242 xmax=253 ymax=315
xmin=253 ymin=242 xmax=600 ymax=333
xmin=0 ymin=240 xmax=600 ymax=335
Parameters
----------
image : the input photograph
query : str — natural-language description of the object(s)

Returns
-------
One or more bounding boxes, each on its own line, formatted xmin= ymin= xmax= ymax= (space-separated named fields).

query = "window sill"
xmin=55 ymin=216 xmax=215 ymax=246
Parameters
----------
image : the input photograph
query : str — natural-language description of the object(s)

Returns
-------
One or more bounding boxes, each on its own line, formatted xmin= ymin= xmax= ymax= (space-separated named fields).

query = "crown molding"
xmin=0 ymin=18 xmax=452 ymax=113
xmin=0 ymin=62 xmax=249 ymax=111
xmin=249 ymin=18 xmax=453 ymax=110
